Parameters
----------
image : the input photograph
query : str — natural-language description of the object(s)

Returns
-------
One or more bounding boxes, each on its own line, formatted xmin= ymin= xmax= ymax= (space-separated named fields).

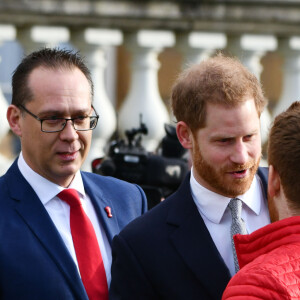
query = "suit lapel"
xmin=257 ymin=166 xmax=268 ymax=199
xmin=6 ymin=161 xmax=88 ymax=300
xmin=82 ymin=172 xmax=120 ymax=244
xmin=167 ymin=174 xmax=231 ymax=299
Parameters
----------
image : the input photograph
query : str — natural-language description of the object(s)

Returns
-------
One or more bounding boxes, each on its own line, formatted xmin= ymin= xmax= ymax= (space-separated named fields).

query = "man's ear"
xmin=176 ymin=121 xmax=193 ymax=149
xmin=7 ymin=105 xmax=22 ymax=137
xmin=268 ymin=165 xmax=281 ymax=198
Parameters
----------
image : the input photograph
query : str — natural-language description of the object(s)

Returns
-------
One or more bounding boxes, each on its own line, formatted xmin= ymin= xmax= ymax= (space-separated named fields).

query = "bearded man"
xmin=109 ymin=55 xmax=270 ymax=300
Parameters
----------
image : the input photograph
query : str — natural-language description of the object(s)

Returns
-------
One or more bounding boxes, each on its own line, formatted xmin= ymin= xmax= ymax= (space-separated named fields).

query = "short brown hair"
xmin=171 ymin=54 xmax=266 ymax=131
xmin=268 ymin=101 xmax=300 ymax=209
xmin=12 ymin=47 xmax=93 ymax=107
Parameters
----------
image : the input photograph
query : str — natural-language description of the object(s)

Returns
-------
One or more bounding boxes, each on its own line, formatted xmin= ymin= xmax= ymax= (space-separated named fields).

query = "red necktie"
xmin=58 ymin=189 xmax=108 ymax=300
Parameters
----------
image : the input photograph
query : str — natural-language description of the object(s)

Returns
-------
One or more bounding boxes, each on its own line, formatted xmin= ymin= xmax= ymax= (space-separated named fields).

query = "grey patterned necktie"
xmin=228 ymin=198 xmax=247 ymax=273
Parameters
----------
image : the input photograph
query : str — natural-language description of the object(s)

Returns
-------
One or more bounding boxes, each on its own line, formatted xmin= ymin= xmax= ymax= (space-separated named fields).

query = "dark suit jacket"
xmin=0 ymin=160 xmax=147 ymax=300
xmin=110 ymin=167 xmax=268 ymax=300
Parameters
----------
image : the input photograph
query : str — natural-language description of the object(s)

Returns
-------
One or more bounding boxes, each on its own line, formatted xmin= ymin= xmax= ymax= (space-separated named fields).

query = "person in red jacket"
xmin=222 ymin=101 xmax=300 ymax=300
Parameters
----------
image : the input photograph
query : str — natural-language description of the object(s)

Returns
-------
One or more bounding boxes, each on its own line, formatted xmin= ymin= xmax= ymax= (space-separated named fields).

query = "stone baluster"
xmin=71 ymin=28 xmax=121 ymax=171
xmin=226 ymin=34 xmax=277 ymax=148
xmin=177 ymin=32 xmax=227 ymax=66
xmin=273 ymin=37 xmax=300 ymax=117
xmin=0 ymin=25 xmax=16 ymax=174
xmin=12 ymin=25 xmax=69 ymax=163
xmin=119 ymin=30 xmax=174 ymax=152
xmin=173 ymin=31 xmax=226 ymax=129
xmin=17 ymin=25 xmax=69 ymax=54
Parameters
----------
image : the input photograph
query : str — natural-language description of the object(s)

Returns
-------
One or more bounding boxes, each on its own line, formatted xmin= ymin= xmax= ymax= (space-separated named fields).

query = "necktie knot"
xmin=228 ymin=198 xmax=242 ymax=219
xmin=58 ymin=189 xmax=81 ymax=207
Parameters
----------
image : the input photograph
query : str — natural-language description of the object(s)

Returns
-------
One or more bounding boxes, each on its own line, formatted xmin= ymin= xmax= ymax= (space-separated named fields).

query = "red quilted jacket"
xmin=222 ymin=216 xmax=300 ymax=300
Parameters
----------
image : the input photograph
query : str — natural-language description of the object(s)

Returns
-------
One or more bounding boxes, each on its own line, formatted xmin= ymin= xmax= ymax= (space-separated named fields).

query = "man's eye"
xmin=43 ymin=116 xmax=60 ymax=120
xmin=244 ymin=135 xmax=253 ymax=141
xmin=44 ymin=118 xmax=62 ymax=124
xmin=74 ymin=116 xmax=88 ymax=125
xmin=43 ymin=117 xmax=65 ymax=126
xmin=219 ymin=138 xmax=230 ymax=143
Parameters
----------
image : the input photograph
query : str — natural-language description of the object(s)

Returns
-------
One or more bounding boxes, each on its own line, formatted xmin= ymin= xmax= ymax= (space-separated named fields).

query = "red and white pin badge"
xmin=105 ymin=206 xmax=113 ymax=218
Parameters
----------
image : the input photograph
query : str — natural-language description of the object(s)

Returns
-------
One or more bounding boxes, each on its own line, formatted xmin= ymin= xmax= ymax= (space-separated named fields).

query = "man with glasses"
xmin=0 ymin=48 xmax=147 ymax=300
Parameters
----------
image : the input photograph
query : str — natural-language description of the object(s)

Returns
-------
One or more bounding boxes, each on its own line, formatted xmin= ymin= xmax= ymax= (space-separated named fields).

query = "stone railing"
xmin=0 ymin=0 xmax=300 ymax=174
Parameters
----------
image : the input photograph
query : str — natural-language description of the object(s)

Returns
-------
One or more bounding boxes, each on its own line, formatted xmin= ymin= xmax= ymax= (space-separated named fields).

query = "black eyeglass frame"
xmin=18 ymin=104 xmax=99 ymax=133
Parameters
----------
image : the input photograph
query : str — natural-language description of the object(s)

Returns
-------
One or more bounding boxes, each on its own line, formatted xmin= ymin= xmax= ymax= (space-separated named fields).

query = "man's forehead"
xmin=38 ymin=105 xmax=92 ymax=115
xmin=28 ymin=66 xmax=90 ymax=92
xmin=205 ymin=99 xmax=258 ymax=116
xmin=206 ymin=98 xmax=255 ymax=109
xmin=28 ymin=65 xmax=81 ymax=78
xmin=202 ymin=100 xmax=259 ymax=129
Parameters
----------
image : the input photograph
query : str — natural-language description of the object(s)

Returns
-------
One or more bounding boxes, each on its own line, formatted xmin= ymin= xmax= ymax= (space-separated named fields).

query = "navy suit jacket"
xmin=0 ymin=160 xmax=147 ymax=300
xmin=110 ymin=167 xmax=268 ymax=300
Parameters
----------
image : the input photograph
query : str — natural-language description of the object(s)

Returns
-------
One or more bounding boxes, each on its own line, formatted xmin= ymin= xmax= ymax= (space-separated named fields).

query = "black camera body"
xmin=92 ymin=120 xmax=189 ymax=209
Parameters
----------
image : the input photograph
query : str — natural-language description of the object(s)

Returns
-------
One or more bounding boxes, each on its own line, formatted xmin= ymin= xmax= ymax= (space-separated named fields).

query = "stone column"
xmin=227 ymin=34 xmax=277 ymax=147
xmin=119 ymin=30 xmax=174 ymax=152
xmin=173 ymin=31 xmax=226 ymax=132
xmin=71 ymin=28 xmax=121 ymax=171
xmin=0 ymin=25 xmax=16 ymax=174
xmin=273 ymin=37 xmax=300 ymax=117
xmin=17 ymin=25 xmax=69 ymax=54
xmin=177 ymin=32 xmax=226 ymax=66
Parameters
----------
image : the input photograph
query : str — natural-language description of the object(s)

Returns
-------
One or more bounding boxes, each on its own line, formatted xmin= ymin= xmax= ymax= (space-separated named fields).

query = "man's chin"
xmin=225 ymin=183 xmax=252 ymax=198
xmin=223 ymin=172 xmax=256 ymax=197
xmin=60 ymin=165 xmax=80 ymax=176
xmin=56 ymin=163 xmax=80 ymax=179
xmin=208 ymin=170 xmax=252 ymax=197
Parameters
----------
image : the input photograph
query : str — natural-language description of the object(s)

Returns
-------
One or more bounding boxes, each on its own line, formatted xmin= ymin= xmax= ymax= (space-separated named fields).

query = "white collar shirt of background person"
xmin=17 ymin=152 xmax=112 ymax=285
xmin=190 ymin=167 xmax=270 ymax=277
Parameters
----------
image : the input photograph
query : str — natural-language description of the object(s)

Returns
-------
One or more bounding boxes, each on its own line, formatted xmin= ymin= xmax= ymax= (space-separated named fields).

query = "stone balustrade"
xmin=0 ymin=0 xmax=299 ymax=174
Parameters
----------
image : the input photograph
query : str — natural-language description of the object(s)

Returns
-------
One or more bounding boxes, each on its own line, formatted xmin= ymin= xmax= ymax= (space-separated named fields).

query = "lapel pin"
xmin=105 ymin=206 xmax=113 ymax=218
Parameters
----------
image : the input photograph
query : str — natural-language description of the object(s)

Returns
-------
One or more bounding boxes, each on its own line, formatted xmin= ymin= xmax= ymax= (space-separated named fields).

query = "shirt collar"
xmin=190 ymin=167 xmax=263 ymax=224
xmin=18 ymin=152 xmax=85 ymax=205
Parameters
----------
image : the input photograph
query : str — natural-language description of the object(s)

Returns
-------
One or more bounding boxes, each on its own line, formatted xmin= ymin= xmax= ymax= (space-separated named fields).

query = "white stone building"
xmin=0 ymin=0 xmax=298 ymax=174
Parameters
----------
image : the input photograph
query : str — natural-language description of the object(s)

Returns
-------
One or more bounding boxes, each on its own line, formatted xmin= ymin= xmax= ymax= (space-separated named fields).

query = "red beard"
xmin=193 ymin=143 xmax=260 ymax=197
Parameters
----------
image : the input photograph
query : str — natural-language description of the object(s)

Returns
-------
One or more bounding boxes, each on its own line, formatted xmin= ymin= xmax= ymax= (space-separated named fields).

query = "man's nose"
xmin=230 ymin=141 xmax=248 ymax=165
xmin=59 ymin=120 xmax=78 ymax=141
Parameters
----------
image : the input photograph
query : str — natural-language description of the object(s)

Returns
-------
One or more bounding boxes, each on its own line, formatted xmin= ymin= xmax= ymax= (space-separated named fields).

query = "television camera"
xmin=92 ymin=118 xmax=189 ymax=209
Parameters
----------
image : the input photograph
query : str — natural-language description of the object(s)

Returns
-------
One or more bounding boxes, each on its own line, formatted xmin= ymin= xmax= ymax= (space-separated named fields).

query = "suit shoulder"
xmin=257 ymin=167 xmax=268 ymax=195
xmin=82 ymin=171 xmax=140 ymax=192
xmin=117 ymin=192 xmax=175 ymax=238
xmin=81 ymin=171 xmax=147 ymax=217
xmin=257 ymin=166 xmax=268 ymax=178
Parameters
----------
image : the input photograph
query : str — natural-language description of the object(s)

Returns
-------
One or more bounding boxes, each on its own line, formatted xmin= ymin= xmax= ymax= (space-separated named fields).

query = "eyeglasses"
xmin=18 ymin=104 xmax=99 ymax=133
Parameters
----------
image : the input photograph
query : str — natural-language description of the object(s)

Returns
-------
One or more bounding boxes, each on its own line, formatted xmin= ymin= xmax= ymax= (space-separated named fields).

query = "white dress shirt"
xmin=17 ymin=152 xmax=112 ymax=285
xmin=190 ymin=167 xmax=270 ymax=276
